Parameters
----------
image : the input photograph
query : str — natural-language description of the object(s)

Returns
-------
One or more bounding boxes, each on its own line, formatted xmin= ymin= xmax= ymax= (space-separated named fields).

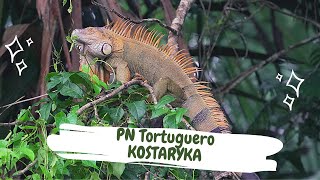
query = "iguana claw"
xmin=133 ymin=73 xmax=146 ymax=81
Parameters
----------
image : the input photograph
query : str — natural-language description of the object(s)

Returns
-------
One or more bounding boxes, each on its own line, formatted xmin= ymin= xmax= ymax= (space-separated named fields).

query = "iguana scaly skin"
xmin=72 ymin=20 xmax=230 ymax=133
xmin=72 ymin=20 xmax=261 ymax=180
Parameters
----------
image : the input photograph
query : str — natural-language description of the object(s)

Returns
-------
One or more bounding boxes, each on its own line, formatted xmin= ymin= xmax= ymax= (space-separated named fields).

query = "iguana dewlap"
xmin=71 ymin=20 xmax=230 ymax=133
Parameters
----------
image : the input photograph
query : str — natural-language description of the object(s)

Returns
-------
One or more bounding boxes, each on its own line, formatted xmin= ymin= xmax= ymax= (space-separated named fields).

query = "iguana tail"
xmin=152 ymin=36 xmax=231 ymax=133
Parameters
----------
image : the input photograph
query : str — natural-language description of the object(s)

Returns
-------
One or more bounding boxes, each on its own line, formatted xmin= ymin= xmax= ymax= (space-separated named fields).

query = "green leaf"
xmin=39 ymin=165 xmax=52 ymax=178
xmin=61 ymin=73 xmax=73 ymax=83
xmin=39 ymin=102 xmax=52 ymax=120
xmin=128 ymin=124 xmax=137 ymax=128
xmin=0 ymin=148 xmax=11 ymax=159
xmin=17 ymin=147 xmax=35 ymax=161
xmin=59 ymin=81 xmax=84 ymax=98
xmin=108 ymin=107 xmax=125 ymax=123
xmin=66 ymin=105 xmax=79 ymax=124
xmin=121 ymin=164 xmax=147 ymax=179
xmin=47 ymin=77 xmax=62 ymax=90
xmin=93 ymin=74 xmax=108 ymax=89
xmin=92 ymin=74 xmax=108 ymax=89
xmin=151 ymin=106 xmax=169 ymax=119
xmin=70 ymin=72 xmax=93 ymax=90
xmin=11 ymin=132 xmax=24 ymax=143
xmin=163 ymin=113 xmax=178 ymax=129
xmin=126 ymin=101 xmax=146 ymax=120
xmin=46 ymin=72 xmax=59 ymax=81
xmin=54 ymin=111 xmax=67 ymax=129
xmin=31 ymin=174 xmax=41 ymax=180
xmin=48 ymin=92 xmax=58 ymax=100
xmin=89 ymin=172 xmax=101 ymax=180
xmin=52 ymin=103 xmax=57 ymax=111
xmin=175 ymin=108 xmax=188 ymax=124
xmin=155 ymin=95 xmax=175 ymax=109
xmin=47 ymin=73 xmax=72 ymax=91
xmin=93 ymin=84 xmax=102 ymax=95
xmin=82 ymin=160 xmax=99 ymax=170
xmin=17 ymin=108 xmax=31 ymax=121
xmin=0 ymin=140 xmax=8 ymax=148
xmin=62 ymin=0 xmax=67 ymax=6
xmin=81 ymin=64 xmax=90 ymax=74
xmin=111 ymin=162 xmax=125 ymax=179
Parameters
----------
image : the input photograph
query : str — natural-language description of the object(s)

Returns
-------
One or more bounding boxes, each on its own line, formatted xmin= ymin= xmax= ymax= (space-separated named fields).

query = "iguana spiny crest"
xmin=72 ymin=20 xmax=231 ymax=133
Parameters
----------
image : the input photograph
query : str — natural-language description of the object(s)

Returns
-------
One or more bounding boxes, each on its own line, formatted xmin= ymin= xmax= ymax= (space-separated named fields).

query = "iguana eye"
xmin=101 ymin=43 xmax=112 ymax=56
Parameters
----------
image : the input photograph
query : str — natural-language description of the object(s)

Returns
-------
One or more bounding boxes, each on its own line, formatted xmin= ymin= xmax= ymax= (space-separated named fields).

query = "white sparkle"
xmin=5 ymin=35 xmax=24 ymax=63
xmin=276 ymin=73 xmax=283 ymax=82
xmin=26 ymin=37 xmax=33 ymax=47
xmin=283 ymin=94 xmax=295 ymax=111
xmin=286 ymin=69 xmax=304 ymax=98
xmin=15 ymin=59 xmax=27 ymax=76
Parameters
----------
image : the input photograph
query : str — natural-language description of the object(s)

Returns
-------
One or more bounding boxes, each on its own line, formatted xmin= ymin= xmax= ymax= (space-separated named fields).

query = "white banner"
xmin=47 ymin=124 xmax=283 ymax=173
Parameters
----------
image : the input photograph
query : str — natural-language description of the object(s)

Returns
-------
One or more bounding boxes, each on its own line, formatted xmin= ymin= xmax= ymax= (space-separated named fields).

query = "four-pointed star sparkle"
xmin=5 ymin=35 xmax=24 ymax=63
xmin=276 ymin=73 xmax=283 ymax=82
xmin=4 ymin=36 xmax=33 ymax=76
xmin=15 ymin=59 xmax=28 ymax=76
xmin=286 ymin=69 xmax=305 ymax=98
xmin=26 ymin=37 xmax=33 ymax=47
xmin=283 ymin=94 xmax=295 ymax=111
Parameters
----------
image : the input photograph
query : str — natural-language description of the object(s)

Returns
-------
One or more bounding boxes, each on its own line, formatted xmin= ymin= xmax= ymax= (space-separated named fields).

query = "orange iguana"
xmin=72 ymin=20 xmax=230 ymax=134
xmin=72 ymin=20 xmax=259 ymax=179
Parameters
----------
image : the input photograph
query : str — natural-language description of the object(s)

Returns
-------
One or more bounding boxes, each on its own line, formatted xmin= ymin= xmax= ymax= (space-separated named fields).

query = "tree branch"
xmin=12 ymin=158 xmax=38 ymax=177
xmin=91 ymin=0 xmax=177 ymax=35
xmin=189 ymin=45 xmax=301 ymax=63
xmin=168 ymin=0 xmax=195 ymax=52
xmin=70 ymin=0 xmax=82 ymax=71
xmin=0 ymin=120 xmax=55 ymax=128
xmin=217 ymin=32 xmax=320 ymax=95
xmin=77 ymin=79 xmax=157 ymax=115
xmin=54 ymin=0 xmax=72 ymax=70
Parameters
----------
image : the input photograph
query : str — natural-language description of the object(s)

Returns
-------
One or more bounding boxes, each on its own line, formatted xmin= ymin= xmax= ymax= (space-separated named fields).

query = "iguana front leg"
xmin=106 ymin=58 xmax=131 ymax=83
xmin=153 ymin=77 xmax=185 ymax=105
xmin=153 ymin=77 xmax=170 ymax=100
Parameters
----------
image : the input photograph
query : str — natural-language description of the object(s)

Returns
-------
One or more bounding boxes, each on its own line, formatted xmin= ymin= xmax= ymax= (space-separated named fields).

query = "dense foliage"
xmin=0 ymin=65 xmax=196 ymax=179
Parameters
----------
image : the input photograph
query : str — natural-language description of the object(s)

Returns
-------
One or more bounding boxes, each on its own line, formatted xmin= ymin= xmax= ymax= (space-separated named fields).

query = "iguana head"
xmin=71 ymin=27 xmax=113 ymax=59
xmin=72 ymin=26 xmax=120 ymax=82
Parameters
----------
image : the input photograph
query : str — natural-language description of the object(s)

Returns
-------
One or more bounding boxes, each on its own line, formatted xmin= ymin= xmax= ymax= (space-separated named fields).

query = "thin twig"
xmin=140 ymin=81 xmax=158 ymax=104
xmin=0 ymin=96 xmax=24 ymax=117
xmin=0 ymin=94 xmax=48 ymax=109
xmin=182 ymin=118 xmax=195 ymax=130
xmin=0 ymin=120 xmax=55 ymax=128
xmin=0 ymin=121 xmax=21 ymax=127
xmin=12 ymin=158 xmax=38 ymax=177
xmin=91 ymin=0 xmax=177 ymax=35
xmin=94 ymin=105 xmax=102 ymax=122
xmin=217 ymin=32 xmax=320 ymax=95
xmin=261 ymin=0 xmax=320 ymax=29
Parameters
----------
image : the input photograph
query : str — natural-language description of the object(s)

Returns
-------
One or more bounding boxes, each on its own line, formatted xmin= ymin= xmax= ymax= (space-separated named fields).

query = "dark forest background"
xmin=0 ymin=0 xmax=320 ymax=179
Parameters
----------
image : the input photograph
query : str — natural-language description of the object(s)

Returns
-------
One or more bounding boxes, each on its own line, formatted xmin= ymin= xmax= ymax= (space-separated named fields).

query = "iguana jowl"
xmin=72 ymin=20 xmax=230 ymax=133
